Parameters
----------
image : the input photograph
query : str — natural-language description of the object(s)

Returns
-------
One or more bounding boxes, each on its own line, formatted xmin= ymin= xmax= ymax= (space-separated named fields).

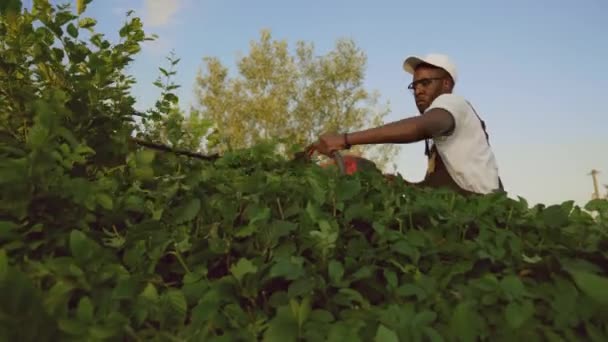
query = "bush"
xmin=1 ymin=1 xmax=608 ymax=341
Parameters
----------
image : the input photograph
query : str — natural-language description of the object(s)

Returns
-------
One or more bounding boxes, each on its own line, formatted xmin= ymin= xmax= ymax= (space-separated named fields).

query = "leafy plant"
xmin=194 ymin=28 xmax=400 ymax=172
xmin=1 ymin=1 xmax=608 ymax=341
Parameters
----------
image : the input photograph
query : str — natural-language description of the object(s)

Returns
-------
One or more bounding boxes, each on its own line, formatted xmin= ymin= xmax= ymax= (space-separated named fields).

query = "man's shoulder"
xmin=428 ymin=93 xmax=470 ymax=109
xmin=427 ymin=93 xmax=475 ymax=125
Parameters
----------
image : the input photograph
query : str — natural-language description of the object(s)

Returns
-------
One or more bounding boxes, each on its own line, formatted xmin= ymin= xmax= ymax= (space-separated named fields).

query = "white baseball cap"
xmin=403 ymin=53 xmax=458 ymax=84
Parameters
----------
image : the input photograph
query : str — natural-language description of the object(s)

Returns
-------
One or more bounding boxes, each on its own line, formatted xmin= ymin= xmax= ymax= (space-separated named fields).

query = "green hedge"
xmin=2 ymin=143 xmax=608 ymax=341
xmin=1 ymin=1 xmax=608 ymax=341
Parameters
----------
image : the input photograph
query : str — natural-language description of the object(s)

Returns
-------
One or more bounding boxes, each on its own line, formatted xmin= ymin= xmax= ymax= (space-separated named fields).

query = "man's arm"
xmin=345 ymin=108 xmax=455 ymax=146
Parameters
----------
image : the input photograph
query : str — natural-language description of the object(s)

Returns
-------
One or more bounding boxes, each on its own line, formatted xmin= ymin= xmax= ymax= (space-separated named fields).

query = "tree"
xmin=135 ymin=51 xmax=215 ymax=154
xmin=192 ymin=29 xmax=399 ymax=172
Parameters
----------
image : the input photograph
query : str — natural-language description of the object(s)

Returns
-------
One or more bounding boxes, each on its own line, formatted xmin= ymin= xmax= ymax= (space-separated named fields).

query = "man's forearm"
xmin=345 ymin=109 xmax=454 ymax=146
xmin=346 ymin=117 xmax=427 ymax=145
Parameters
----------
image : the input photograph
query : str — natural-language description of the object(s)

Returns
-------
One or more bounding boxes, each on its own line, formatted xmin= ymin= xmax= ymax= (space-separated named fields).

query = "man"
xmin=309 ymin=53 xmax=502 ymax=196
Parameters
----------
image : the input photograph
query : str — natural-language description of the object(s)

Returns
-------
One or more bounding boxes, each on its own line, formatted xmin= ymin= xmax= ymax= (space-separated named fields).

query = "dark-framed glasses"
xmin=407 ymin=77 xmax=444 ymax=93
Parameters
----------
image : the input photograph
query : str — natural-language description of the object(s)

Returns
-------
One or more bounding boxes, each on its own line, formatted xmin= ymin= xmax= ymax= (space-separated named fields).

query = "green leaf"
xmin=191 ymin=298 xmax=221 ymax=326
xmin=290 ymin=296 xmax=311 ymax=328
xmin=539 ymin=204 xmax=570 ymax=228
xmin=0 ymin=0 xmax=22 ymax=15
xmin=522 ymin=253 xmax=542 ymax=264
xmin=133 ymin=166 xmax=154 ymax=180
xmin=270 ymin=257 xmax=305 ymax=280
xmin=76 ymin=0 xmax=93 ymax=15
xmin=449 ymin=302 xmax=480 ymax=342
xmin=423 ymin=327 xmax=445 ymax=342
xmin=45 ymin=281 xmax=75 ymax=314
xmin=335 ymin=178 xmax=361 ymax=202
xmin=542 ymin=328 xmax=567 ymax=342
xmin=67 ymin=23 xmax=78 ymax=38
xmin=350 ymin=267 xmax=374 ymax=284
xmin=412 ymin=310 xmax=437 ymax=327
xmin=172 ymin=198 xmax=201 ymax=223
xmin=287 ymin=278 xmax=315 ymax=298
xmin=383 ymin=269 xmax=397 ymax=288
xmin=0 ymin=249 xmax=7 ymax=283
xmin=306 ymin=172 xmax=327 ymax=204
xmin=505 ymin=300 xmax=534 ymax=329
xmin=568 ymin=270 xmax=608 ymax=305
xmin=374 ymin=324 xmax=399 ymax=342
xmin=69 ymin=230 xmax=96 ymax=262
xmin=328 ymin=260 xmax=344 ymax=284
xmin=89 ymin=325 xmax=120 ymax=339
xmin=76 ymin=296 xmax=93 ymax=322
xmin=165 ymin=93 xmax=178 ymax=104
xmin=391 ymin=240 xmax=420 ymax=264
xmin=135 ymin=150 xmax=156 ymax=165
xmin=165 ymin=289 xmax=187 ymax=317
xmin=396 ymin=284 xmax=426 ymax=301
xmin=262 ymin=306 xmax=298 ymax=342
xmin=237 ymin=204 xmax=271 ymax=237
xmin=584 ymin=198 xmax=608 ymax=214
xmin=58 ymin=319 xmax=87 ymax=335
xmin=78 ymin=17 xmax=97 ymax=29
xmin=28 ymin=124 xmax=49 ymax=148
xmin=96 ymin=193 xmax=113 ymax=210
xmin=112 ymin=277 xmax=139 ymax=300
xmin=310 ymin=309 xmax=334 ymax=323
xmin=335 ymin=288 xmax=369 ymax=308
xmin=182 ymin=271 xmax=208 ymax=302
xmin=230 ymin=258 xmax=257 ymax=283
xmin=500 ymin=275 xmax=526 ymax=300
xmin=327 ymin=320 xmax=364 ymax=342
xmin=0 ymin=221 xmax=19 ymax=234
xmin=140 ymin=283 xmax=159 ymax=302
xmin=305 ymin=201 xmax=322 ymax=222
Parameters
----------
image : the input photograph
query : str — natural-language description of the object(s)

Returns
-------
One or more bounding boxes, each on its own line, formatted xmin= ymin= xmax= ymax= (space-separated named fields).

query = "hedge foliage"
xmin=1 ymin=1 xmax=608 ymax=341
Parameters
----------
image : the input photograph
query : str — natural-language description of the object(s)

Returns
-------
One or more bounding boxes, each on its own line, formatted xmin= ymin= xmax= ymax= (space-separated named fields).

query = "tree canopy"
xmin=192 ymin=29 xmax=400 ymax=171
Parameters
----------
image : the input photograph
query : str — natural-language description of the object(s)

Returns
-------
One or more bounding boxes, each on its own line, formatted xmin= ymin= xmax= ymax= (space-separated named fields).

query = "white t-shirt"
xmin=425 ymin=93 xmax=501 ymax=194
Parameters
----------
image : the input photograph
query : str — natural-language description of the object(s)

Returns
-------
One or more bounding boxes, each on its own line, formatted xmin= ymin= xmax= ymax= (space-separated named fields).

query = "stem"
xmin=332 ymin=196 xmax=337 ymax=217
xmin=171 ymin=244 xmax=191 ymax=273
xmin=506 ymin=207 xmax=513 ymax=230
xmin=276 ymin=198 xmax=285 ymax=220
xmin=131 ymin=137 xmax=219 ymax=160
xmin=408 ymin=213 xmax=413 ymax=231
xmin=298 ymin=323 xmax=302 ymax=340
xmin=449 ymin=193 xmax=455 ymax=211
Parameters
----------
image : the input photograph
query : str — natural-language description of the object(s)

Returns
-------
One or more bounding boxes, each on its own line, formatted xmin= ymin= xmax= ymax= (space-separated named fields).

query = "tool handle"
xmin=294 ymin=147 xmax=346 ymax=175
xmin=331 ymin=150 xmax=346 ymax=175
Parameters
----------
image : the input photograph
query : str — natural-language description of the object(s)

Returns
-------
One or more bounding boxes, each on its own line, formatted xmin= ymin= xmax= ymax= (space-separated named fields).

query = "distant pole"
xmin=589 ymin=169 xmax=600 ymax=200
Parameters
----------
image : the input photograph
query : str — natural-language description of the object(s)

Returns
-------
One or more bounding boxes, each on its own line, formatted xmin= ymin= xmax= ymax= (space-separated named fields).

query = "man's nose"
xmin=414 ymin=86 xmax=425 ymax=96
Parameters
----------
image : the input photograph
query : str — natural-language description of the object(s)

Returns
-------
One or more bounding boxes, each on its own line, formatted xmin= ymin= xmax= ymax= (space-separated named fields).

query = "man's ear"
xmin=442 ymin=79 xmax=453 ymax=92
xmin=441 ymin=80 xmax=450 ymax=92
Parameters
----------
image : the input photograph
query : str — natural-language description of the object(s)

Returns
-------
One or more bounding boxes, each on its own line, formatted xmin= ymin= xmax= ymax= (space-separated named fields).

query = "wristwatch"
xmin=343 ymin=133 xmax=352 ymax=149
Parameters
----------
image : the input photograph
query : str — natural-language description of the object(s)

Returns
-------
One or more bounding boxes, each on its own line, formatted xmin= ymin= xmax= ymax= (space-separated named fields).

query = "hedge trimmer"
xmin=131 ymin=137 xmax=387 ymax=177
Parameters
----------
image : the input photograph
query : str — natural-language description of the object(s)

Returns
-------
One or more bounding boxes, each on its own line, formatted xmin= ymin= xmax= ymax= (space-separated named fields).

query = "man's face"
xmin=410 ymin=66 xmax=451 ymax=113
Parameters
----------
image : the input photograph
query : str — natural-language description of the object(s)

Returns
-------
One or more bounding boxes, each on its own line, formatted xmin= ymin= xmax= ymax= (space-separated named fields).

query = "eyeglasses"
xmin=407 ymin=77 xmax=444 ymax=93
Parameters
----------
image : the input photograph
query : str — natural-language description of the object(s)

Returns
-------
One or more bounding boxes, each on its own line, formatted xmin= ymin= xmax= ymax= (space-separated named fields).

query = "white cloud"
xmin=143 ymin=0 xmax=183 ymax=28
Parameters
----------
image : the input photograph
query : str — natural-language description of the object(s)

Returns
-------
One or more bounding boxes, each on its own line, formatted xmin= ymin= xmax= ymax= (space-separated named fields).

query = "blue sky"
xmin=42 ymin=0 xmax=608 ymax=206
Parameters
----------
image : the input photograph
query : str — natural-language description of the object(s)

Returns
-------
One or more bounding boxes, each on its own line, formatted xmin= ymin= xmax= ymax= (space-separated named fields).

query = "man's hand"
xmin=308 ymin=133 xmax=347 ymax=157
